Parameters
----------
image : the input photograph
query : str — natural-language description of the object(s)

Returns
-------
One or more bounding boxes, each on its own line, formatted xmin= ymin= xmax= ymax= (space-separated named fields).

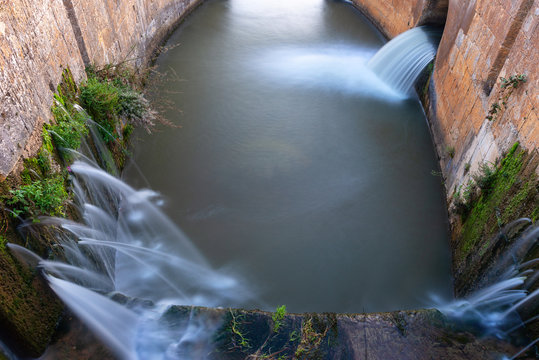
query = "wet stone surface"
xmin=45 ymin=305 xmax=523 ymax=359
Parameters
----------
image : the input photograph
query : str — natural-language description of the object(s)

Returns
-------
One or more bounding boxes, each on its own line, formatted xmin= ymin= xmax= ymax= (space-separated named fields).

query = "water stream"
xmin=2 ymin=1 xmax=537 ymax=359
xmin=125 ymin=0 xmax=451 ymax=313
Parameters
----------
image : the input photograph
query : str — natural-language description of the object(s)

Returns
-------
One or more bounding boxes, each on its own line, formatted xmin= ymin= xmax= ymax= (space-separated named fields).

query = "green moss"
xmin=532 ymin=207 xmax=539 ymax=223
xmin=0 ymin=247 xmax=63 ymax=356
xmin=502 ymin=180 xmax=531 ymax=222
xmin=422 ymin=62 xmax=434 ymax=97
xmin=456 ymin=142 xmax=536 ymax=262
xmin=0 ymin=235 xmax=7 ymax=253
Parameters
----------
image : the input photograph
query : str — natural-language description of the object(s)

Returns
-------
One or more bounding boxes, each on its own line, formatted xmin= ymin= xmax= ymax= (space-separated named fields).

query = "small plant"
xmin=445 ymin=145 xmax=455 ymax=159
xmin=486 ymin=102 xmax=500 ymax=121
xmin=6 ymin=175 xmax=68 ymax=218
xmin=118 ymin=87 xmax=157 ymax=130
xmin=486 ymin=73 xmax=527 ymax=121
xmin=500 ymin=74 xmax=527 ymax=89
xmin=452 ymin=180 xmax=478 ymax=217
xmin=229 ymin=310 xmax=250 ymax=350
xmin=464 ymin=162 xmax=471 ymax=174
xmin=473 ymin=162 xmax=496 ymax=195
xmin=294 ymin=317 xmax=328 ymax=359
xmin=272 ymin=305 xmax=286 ymax=333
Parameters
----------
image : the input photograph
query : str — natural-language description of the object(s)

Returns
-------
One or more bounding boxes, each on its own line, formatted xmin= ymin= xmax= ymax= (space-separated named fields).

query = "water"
xmin=368 ymin=26 xmax=442 ymax=96
xmin=0 ymin=1 xmax=535 ymax=359
xmin=8 ymin=151 xmax=253 ymax=359
xmin=125 ymin=0 xmax=451 ymax=313
xmin=433 ymin=223 xmax=539 ymax=359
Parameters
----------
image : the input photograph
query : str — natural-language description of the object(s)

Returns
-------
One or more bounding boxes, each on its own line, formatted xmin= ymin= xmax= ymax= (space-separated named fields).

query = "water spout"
xmin=434 ymin=224 xmax=538 ymax=339
xmin=7 ymin=156 xmax=254 ymax=359
xmin=368 ymin=26 xmax=442 ymax=96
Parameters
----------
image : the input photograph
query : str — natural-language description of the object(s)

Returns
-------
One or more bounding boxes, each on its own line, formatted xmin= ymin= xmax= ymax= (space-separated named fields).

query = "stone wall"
xmin=352 ymin=0 xmax=537 ymax=198
xmin=351 ymin=0 xmax=448 ymax=38
xmin=355 ymin=0 xmax=538 ymax=296
xmin=0 ymin=0 xmax=202 ymax=180
xmin=429 ymin=0 xmax=538 ymax=198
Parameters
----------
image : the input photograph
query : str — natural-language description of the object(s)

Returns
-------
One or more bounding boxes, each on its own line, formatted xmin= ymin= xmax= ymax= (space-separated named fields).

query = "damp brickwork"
xmin=0 ymin=0 xmax=202 ymax=180
xmin=353 ymin=0 xmax=537 ymax=202
xmin=430 ymin=0 xmax=538 ymax=198
xmin=351 ymin=0 xmax=448 ymax=38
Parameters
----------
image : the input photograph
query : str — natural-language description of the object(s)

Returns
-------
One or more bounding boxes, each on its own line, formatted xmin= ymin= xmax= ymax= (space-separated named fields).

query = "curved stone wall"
xmin=351 ymin=0 xmax=448 ymax=38
xmin=429 ymin=0 xmax=538 ymax=197
xmin=0 ymin=0 xmax=202 ymax=180
xmin=353 ymin=0 xmax=537 ymax=196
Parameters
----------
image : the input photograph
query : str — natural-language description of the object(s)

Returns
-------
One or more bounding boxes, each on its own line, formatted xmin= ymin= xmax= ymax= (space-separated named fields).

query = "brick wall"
xmin=429 ymin=0 xmax=538 ymax=198
xmin=1 ymin=0 xmax=537 ymax=193
xmin=0 ymin=0 xmax=202 ymax=180
xmin=351 ymin=0 xmax=448 ymax=38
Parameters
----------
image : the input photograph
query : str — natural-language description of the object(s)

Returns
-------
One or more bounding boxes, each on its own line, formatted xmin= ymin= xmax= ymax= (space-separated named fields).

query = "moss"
xmin=455 ymin=142 xmax=538 ymax=265
xmin=422 ymin=62 xmax=434 ymax=97
xmin=0 ymin=63 xmax=157 ymax=357
xmin=0 ymin=235 xmax=7 ymax=253
xmin=502 ymin=180 xmax=531 ymax=222
xmin=0 ymin=245 xmax=63 ymax=357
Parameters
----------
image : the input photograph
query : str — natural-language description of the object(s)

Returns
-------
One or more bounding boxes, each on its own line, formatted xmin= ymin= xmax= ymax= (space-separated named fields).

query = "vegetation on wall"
xmin=451 ymin=142 xmax=538 ymax=266
xmin=1 ymin=64 xmax=156 ymax=222
xmin=0 ymin=63 xmax=158 ymax=356
xmin=486 ymin=74 xmax=527 ymax=122
xmin=213 ymin=306 xmax=337 ymax=360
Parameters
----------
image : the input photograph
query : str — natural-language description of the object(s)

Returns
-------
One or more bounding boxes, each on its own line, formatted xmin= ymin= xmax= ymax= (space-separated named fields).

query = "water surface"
xmin=126 ymin=0 xmax=452 ymax=313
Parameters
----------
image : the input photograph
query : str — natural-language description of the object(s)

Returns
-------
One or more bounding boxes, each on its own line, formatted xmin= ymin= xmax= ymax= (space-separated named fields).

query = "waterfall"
xmin=433 ymin=224 xmax=539 ymax=339
xmin=368 ymin=26 xmax=442 ymax=96
xmin=8 ymin=157 xmax=537 ymax=359
xmin=7 ymin=151 xmax=254 ymax=359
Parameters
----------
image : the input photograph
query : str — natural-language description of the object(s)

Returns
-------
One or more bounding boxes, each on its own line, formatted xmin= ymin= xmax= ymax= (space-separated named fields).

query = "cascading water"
xmin=1 ymin=3 xmax=536 ymax=359
xmin=368 ymin=26 xmax=442 ymax=96
xmin=8 ymin=155 xmax=254 ymax=359
xmin=432 ymin=223 xmax=539 ymax=357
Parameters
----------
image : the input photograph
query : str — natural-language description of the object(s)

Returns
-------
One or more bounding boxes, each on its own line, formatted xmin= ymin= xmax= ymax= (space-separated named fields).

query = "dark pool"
xmin=125 ymin=0 xmax=452 ymax=313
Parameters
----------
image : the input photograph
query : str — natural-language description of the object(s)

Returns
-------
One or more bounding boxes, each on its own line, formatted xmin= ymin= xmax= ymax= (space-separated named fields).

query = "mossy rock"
xmin=450 ymin=144 xmax=539 ymax=296
xmin=0 ymin=230 xmax=63 ymax=357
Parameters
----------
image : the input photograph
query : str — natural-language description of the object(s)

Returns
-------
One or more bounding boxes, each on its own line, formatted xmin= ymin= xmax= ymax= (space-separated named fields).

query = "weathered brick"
xmin=0 ymin=0 xmax=203 ymax=178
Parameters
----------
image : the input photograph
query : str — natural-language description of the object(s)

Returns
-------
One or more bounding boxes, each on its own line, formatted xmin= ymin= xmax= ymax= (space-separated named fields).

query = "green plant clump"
xmin=49 ymin=100 xmax=88 ymax=151
xmin=272 ymin=305 xmax=287 ymax=333
xmin=486 ymin=73 xmax=527 ymax=121
xmin=500 ymin=74 xmax=527 ymax=89
xmin=445 ymin=145 xmax=456 ymax=159
xmin=7 ymin=175 xmax=68 ymax=218
xmin=455 ymin=142 xmax=535 ymax=261
xmin=47 ymin=68 xmax=89 ymax=153
xmin=80 ymin=67 xmax=156 ymax=144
